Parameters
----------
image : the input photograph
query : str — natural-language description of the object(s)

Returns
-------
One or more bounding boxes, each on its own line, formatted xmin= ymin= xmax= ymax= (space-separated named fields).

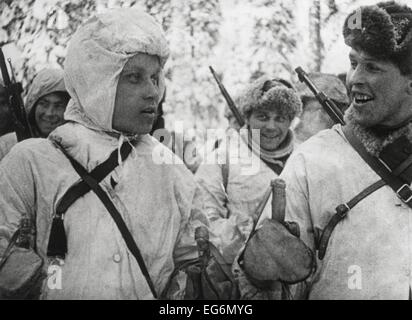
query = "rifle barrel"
xmin=209 ymin=66 xmax=245 ymax=128
xmin=0 ymin=46 xmax=33 ymax=141
xmin=0 ymin=48 xmax=11 ymax=85
xmin=295 ymin=67 xmax=345 ymax=125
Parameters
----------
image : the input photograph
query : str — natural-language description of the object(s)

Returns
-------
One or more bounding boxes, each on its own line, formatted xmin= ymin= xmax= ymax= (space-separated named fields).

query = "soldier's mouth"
xmin=40 ymin=119 xmax=59 ymax=127
xmin=141 ymin=106 xmax=156 ymax=115
xmin=352 ymin=92 xmax=374 ymax=105
xmin=262 ymin=133 xmax=279 ymax=139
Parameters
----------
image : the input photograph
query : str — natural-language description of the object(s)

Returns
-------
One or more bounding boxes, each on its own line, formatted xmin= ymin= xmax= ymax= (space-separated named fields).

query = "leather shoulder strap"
xmin=317 ymin=126 xmax=412 ymax=260
xmin=55 ymin=142 xmax=132 ymax=215
xmin=342 ymin=125 xmax=412 ymax=208
xmin=317 ymin=179 xmax=385 ymax=260
xmin=58 ymin=147 xmax=158 ymax=299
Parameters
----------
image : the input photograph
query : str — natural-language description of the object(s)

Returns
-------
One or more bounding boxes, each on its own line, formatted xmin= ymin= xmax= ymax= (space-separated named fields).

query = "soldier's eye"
xmin=54 ymin=103 xmax=66 ymax=110
xmin=366 ymin=63 xmax=381 ymax=72
xmin=275 ymin=116 xmax=288 ymax=123
xmin=127 ymin=73 xmax=141 ymax=83
xmin=37 ymin=100 xmax=49 ymax=108
xmin=151 ymin=74 xmax=159 ymax=86
xmin=256 ymin=114 xmax=268 ymax=121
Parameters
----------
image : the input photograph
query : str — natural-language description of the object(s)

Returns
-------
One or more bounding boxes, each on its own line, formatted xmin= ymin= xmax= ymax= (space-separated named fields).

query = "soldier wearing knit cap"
xmin=238 ymin=1 xmax=412 ymax=300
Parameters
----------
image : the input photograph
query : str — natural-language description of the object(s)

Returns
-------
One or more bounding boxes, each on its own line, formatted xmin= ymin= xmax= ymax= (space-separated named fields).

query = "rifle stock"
xmin=295 ymin=66 xmax=345 ymax=125
xmin=209 ymin=66 xmax=245 ymax=128
xmin=0 ymin=47 xmax=32 ymax=141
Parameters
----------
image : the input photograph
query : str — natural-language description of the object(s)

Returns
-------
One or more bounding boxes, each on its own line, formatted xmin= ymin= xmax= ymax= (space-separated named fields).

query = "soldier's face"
xmin=34 ymin=92 xmax=69 ymax=137
xmin=112 ymin=53 xmax=161 ymax=135
xmin=248 ymin=108 xmax=292 ymax=151
xmin=346 ymin=48 xmax=412 ymax=127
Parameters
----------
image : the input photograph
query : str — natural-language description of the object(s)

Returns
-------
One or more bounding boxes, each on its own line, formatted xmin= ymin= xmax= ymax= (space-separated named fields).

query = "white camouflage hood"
xmin=25 ymin=68 xmax=67 ymax=115
xmin=63 ymin=8 xmax=169 ymax=133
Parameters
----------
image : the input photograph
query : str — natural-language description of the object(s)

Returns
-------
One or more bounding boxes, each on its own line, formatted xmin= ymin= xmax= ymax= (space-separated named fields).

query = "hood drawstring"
xmin=117 ymin=134 xmax=125 ymax=169
xmin=128 ymin=139 xmax=138 ymax=160
xmin=116 ymin=134 xmax=139 ymax=182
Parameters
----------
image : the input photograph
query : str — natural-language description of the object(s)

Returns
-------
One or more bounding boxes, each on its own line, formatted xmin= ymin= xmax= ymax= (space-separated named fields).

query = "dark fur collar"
xmin=347 ymin=120 xmax=412 ymax=157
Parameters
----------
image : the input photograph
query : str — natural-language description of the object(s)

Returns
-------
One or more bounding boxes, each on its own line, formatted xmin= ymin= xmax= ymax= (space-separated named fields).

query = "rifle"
xmin=0 ymin=47 xmax=33 ymax=141
xmin=209 ymin=66 xmax=245 ymax=128
xmin=295 ymin=67 xmax=345 ymax=125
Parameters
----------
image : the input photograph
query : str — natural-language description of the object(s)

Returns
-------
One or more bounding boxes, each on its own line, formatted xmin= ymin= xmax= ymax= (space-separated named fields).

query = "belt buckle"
xmin=396 ymin=184 xmax=412 ymax=203
xmin=335 ymin=203 xmax=350 ymax=218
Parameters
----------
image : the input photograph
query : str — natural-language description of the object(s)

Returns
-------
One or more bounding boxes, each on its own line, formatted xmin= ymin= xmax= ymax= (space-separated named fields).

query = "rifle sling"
xmin=55 ymin=143 xmax=158 ymax=299
xmin=343 ymin=125 xmax=412 ymax=207
xmin=317 ymin=125 xmax=412 ymax=260
xmin=55 ymin=142 xmax=132 ymax=215
xmin=317 ymin=180 xmax=385 ymax=260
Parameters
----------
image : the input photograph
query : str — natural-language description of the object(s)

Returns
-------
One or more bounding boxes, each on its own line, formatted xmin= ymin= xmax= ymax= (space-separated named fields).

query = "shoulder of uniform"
xmin=0 ymin=132 xmax=17 ymax=145
xmin=7 ymin=137 xmax=60 ymax=162
xmin=294 ymin=127 xmax=344 ymax=154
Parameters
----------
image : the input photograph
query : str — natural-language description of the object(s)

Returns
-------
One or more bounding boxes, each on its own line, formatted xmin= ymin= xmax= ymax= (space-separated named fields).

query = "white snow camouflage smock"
xmin=279 ymin=125 xmax=412 ymax=299
xmin=195 ymin=128 xmax=294 ymax=264
xmin=0 ymin=9 xmax=208 ymax=299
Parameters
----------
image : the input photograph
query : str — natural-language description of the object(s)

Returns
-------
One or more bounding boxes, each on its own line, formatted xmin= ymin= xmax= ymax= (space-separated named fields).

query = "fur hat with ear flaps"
xmin=343 ymin=1 xmax=412 ymax=72
xmin=236 ymin=76 xmax=302 ymax=121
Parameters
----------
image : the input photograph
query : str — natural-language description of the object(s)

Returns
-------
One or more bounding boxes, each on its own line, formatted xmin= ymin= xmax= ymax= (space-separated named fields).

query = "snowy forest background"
xmin=1 ymin=0 xmax=409 ymax=136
